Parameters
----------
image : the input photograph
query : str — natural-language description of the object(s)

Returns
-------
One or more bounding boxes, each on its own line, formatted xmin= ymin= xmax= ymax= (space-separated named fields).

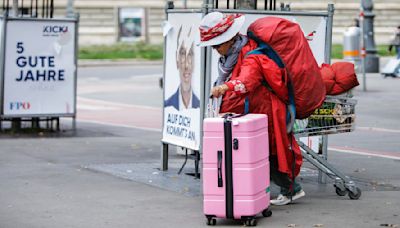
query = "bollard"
xmin=361 ymin=0 xmax=379 ymax=72
xmin=343 ymin=26 xmax=361 ymax=72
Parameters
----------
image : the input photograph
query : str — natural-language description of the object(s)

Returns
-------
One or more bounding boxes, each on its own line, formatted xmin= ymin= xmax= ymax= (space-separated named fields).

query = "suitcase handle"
xmin=217 ymin=150 xmax=223 ymax=188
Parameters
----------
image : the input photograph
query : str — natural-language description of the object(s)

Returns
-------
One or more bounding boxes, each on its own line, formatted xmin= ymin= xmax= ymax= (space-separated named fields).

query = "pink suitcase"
xmin=203 ymin=114 xmax=271 ymax=226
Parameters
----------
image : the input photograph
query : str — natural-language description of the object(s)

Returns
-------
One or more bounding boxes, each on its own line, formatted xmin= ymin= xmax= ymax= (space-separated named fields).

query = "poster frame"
xmin=161 ymin=9 xmax=204 ymax=150
xmin=0 ymin=15 xmax=79 ymax=119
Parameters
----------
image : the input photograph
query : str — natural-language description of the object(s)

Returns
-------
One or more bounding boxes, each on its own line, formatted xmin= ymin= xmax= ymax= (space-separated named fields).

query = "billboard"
xmin=2 ymin=20 xmax=76 ymax=116
xmin=119 ymin=8 xmax=145 ymax=42
xmin=162 ymin=12 xmax=202 ymax=151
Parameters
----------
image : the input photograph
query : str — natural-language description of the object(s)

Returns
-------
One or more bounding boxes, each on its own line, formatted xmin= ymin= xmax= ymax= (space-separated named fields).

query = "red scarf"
xmin=200 ymin=14 xmax=242 ymax=42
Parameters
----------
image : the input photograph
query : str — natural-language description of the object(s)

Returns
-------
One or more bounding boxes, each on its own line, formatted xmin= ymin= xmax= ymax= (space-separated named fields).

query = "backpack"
xmin=247 ymin=16 xmax=326 ymax=120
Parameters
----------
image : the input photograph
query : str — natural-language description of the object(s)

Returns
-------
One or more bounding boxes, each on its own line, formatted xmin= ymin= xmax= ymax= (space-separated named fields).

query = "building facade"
xmin=4 ymin=0 xmax=400 ymax=45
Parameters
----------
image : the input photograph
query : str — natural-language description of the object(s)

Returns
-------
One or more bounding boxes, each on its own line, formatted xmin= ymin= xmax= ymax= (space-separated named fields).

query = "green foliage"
xmin=79 ymin=42 xmax=396 ymax=60
xmin=78 ymin=42 xmax=163 ymax=60
xmin=331 ymin=44 xmax=343 ymax=59
xmin=331 ymin=44 xmax=393 ymax=59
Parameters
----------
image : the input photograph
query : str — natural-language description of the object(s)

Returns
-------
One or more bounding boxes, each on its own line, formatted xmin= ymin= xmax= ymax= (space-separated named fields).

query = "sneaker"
xmin=270 ymin=190 xmax=306 ymax=206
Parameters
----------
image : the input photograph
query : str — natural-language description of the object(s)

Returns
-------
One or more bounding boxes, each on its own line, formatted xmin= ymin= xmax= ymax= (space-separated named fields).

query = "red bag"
xmin=320 ymin=63 xmax=335 ymax=93
xmin=330 ymin=62 xmax=359 ymax=95
xmin=320 ymin=62 xmax=359 ymax=95
xmin=247 ymin=17 xmax=326 ymax=119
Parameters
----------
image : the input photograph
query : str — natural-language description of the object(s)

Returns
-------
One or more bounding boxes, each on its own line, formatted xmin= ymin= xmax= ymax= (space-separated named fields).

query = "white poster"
xmin=162 ymin=13 xmax=202 ymax=150
xmin=3 ymin=20 xmax=76 ymax=116
xmin=119 ymin=8 xmax=145 ymax=42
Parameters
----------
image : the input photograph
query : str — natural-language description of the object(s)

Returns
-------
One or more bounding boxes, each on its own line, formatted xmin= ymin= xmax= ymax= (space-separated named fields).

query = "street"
xmin=0 ymin=61 xmax=399 ymax=227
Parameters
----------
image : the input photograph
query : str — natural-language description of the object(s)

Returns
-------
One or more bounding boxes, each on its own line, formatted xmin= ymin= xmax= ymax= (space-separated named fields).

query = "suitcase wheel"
xmin=243 ymin=218 xmax=257 ymax=226
xmin=206 ymin=217 xmax=216 ymax=226
xmin=262 ymin=208 xmax=272 ymax=217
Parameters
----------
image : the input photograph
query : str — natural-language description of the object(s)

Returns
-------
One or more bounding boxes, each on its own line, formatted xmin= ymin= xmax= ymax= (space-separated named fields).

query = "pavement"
xmin=0 ymin=58 xmax=400 ymax=228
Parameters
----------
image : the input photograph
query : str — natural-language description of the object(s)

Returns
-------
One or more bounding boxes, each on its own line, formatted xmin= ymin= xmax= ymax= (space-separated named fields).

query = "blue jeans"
xmin=270 ymin=156 xmax=302 ymax=196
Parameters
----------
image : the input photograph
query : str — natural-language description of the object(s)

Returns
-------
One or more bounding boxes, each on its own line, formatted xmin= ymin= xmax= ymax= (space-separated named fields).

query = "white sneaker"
xmin=270 ymin=190 xmax=306 ymax=206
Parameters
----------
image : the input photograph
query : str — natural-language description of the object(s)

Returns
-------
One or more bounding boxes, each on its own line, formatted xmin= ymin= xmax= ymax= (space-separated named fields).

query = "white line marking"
xmin=129 ymin=74 xmax=162 ymax=79
xmin=329 ymin=147 xmax=400 ymax=160
xmin=357 ymin=126 xmax=400 ymax=134
xmin=77 ymin=97 xmax=161 ymax=111
xmin=77 ymin=104 xmax=121 ymax=111
xmin=77 ymin=119 xmax=161 ymax=132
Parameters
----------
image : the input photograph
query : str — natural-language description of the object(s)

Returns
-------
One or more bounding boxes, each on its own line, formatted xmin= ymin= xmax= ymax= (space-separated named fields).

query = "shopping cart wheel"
xmin=348 ymin=187 xmax=361 ymax=200
xmin=335 ymin=187 xmax=347 ymax=196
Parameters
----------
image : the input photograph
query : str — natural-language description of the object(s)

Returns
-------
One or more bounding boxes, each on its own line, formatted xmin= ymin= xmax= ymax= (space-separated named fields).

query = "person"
xmin=164 ymin=26 xmax=200 ymax=110
xmin=388 ymin=26 xmax=400 ymax=59
xmin=198 ymin=12 xmax=304 ymax=206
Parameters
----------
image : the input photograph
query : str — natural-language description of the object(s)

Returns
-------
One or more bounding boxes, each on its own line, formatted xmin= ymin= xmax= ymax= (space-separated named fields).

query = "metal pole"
xmin=21 ymin=0 xmax=23 ymax=16
xmin=41 ymin=0 xmax=44 ymax=17
xmin=233 ymin=0 xmax=236 ymax=9
xmin=273 ymin=0 xmax=276 ymax=10
xmin=49 ymin=0 xmax=53 ymax=18
xmin=12 ymin=0 xmax=17 ymax=16
xmin=2 ymin=0 xmax=5 ymax=10
xmin=183 ymin=0 xmax=187 ymax=9
xmin=227 ymin=0 xmax=229 ymax=9
xmin=45 ymin=0 xmax=48 ymax=18
xmin=325 ymin=4 xmax=334 ymax=65
xmin=215 ymin=0 xmax=218 ymax=9
xmin=318 ymin=3 xmax=335 ymax=185
xmin=66 ymin=0 xmax=74 ymax=18
xmin=360 ymin=8 xmax=367 ymax=91
xmin=73 ymin=13 xmax=79 ymax=132
xmin=6 ymin=0 xmax=9 ymax=16
xmin=0 ymin=12 xmax=8 ymax=119
xmin=160 ymin=1 xmax=174 ymax=171
xmin=30 ymin=0 xmax=32 ymax=17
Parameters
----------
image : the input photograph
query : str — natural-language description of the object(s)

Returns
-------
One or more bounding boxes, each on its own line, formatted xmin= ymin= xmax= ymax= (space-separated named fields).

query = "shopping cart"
xmin=294 ymin=95 xmax=362 ymax=200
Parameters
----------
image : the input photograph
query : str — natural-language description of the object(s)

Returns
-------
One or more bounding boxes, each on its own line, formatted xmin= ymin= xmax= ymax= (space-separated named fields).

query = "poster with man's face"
xmin=162 ymin=13 xmax=202 ymax=150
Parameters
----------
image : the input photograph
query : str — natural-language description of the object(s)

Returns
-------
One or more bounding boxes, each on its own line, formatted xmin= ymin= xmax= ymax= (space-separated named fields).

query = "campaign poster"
xmin=119 ymin=8 xmax=145 ymax=42
xmin=3 ymin=20 xmax=76 ymax=116
xmin=162 ymin=13 xmax=202 ymax=151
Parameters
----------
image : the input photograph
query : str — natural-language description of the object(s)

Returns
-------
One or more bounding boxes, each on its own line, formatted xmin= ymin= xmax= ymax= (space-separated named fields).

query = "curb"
xmin=78 ymin=57 xmax=393 ymax=67
xmin=78 ymin=59 xmax=163 ymax=67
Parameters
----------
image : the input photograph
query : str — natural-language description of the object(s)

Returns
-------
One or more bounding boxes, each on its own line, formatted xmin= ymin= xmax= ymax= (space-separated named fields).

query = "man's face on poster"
xmin=176 ymin=27 xmax=195 ymax=93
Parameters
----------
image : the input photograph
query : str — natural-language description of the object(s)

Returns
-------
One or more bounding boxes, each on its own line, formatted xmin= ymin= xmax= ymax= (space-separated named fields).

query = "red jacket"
xmin=221 ymin=38 xmax=302 ymax=178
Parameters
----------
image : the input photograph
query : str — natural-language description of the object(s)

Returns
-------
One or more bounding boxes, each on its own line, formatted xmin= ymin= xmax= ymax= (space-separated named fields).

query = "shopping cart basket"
xmin=294 ymin=95 xmax=361 ymax=200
